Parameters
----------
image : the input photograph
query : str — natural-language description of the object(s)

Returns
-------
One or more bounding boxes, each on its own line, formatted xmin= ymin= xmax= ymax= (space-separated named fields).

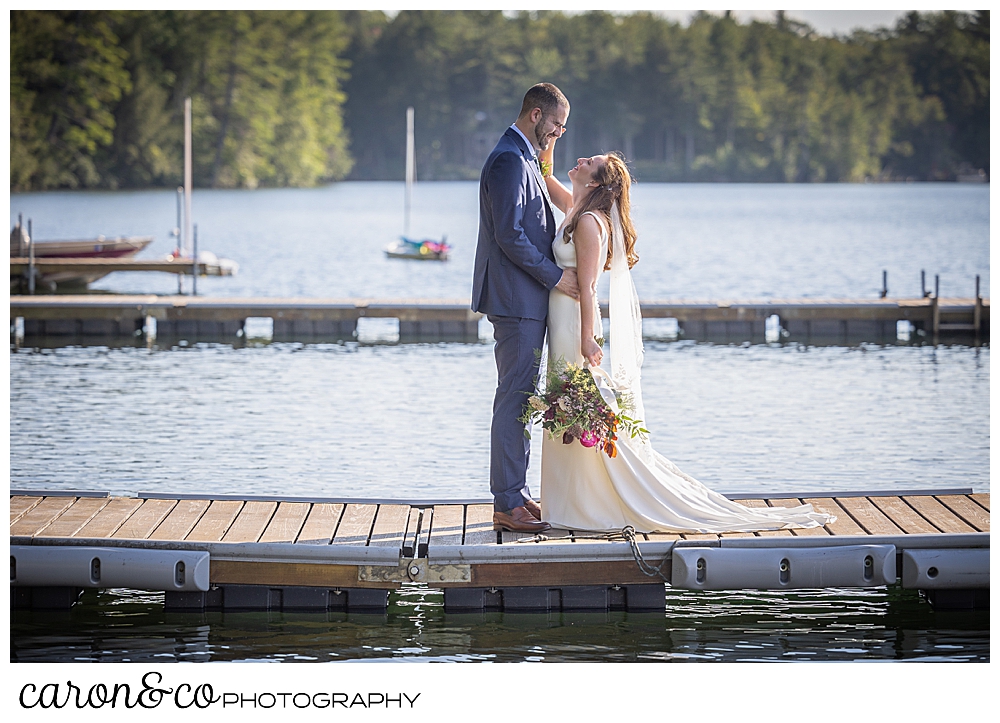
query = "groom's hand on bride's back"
xmin=556 ymin=268 xmax=580 ymax=300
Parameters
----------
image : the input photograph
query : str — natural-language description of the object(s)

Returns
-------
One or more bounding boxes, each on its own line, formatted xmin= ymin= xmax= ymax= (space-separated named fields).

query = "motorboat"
xmin=10 ymin=231 xmax=153 ymax=259
xmin=10 ymin=224 xmax=154 ymax=288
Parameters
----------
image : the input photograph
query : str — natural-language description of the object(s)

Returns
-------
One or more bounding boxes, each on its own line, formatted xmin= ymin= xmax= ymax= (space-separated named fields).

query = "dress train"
xmin=540 ymin=211 xmax=834 ymax=533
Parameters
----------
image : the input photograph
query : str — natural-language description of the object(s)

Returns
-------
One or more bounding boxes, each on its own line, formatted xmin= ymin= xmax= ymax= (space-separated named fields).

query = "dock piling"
xmin=974 ymin=275 xmax=982 ymax=343
xmin=192 ymin=224 xmax=198 ymax=296
xmin=144 ymin=315 xmax=157 ymax=342
xmin=27 ymin=218 xmax=35 ymax=295
xmin=921 ymin=270 xmax=928 ymax=297
xmin=880 ymin=270 xmax=887 ymax=298
xmin=174 ymin=189 xmax=184 ymax=295
xmin=932 ymin=275 xmax=941 ymax=343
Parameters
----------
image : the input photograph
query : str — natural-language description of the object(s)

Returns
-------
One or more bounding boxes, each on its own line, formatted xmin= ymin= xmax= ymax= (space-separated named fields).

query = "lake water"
xmin=8 ymin=341 xmax=990 ymax=497
xmin=9 ymin=182 xmax=990 ymax=663
xmin=9 ymin=182 xmax=989 ymax=299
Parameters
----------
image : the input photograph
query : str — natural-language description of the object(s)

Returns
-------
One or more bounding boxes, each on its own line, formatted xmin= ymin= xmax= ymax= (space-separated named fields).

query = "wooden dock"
xmin=8 ymin=294 xmax=989 ymax=343
xmin=10 ymin=257 xmax=236 ymax=277
xmin=10 ymin=489 xmax=989 ymax=612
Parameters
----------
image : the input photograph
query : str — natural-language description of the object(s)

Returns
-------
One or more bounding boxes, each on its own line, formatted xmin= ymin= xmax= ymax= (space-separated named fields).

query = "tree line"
xmin=10 ymin=9 xmax=989 ymax=191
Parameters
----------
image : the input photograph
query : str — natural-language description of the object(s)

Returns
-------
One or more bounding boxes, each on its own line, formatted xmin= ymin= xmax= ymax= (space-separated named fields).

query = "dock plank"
xmin=429 ymin=504 xmax=464 ymax=548
xmin=904 ymin=496 xmax=976 ymax=534
xmin=259 ymin=502 xmax=310 ymax=543
xmin=296 ymin=503 xmax=343 ymax=545
xmin=369 ymin=504 xmax=411 ymax=549
xmin=500 ymin=529 xmax=537 ymax=543
xmin=34 ymin=497 xmax=109 ymax=538
xmin=416 ymin=508 xmax=433 ymax=556
xmin=803 ymin=498 xmax=865 ymax=536
xmin=75 ymin=497 xmax=144 ymax=538
xmin=768 ymin=498 xmax=830 ymax=537
xmin=836 ymin=497 xmax=903 ymax=535
xmin=113 ymin=499 xmax=177 ymax=539
xmin=681 ymin=533 xmax=721 ymax=540
xmin=645 ymin=532 xmax=682 ymax=541
xmin=463 ymin=504 xmax=498 ymax=546
xmin=183 ymin=500 xmax=243 ymax=542
xmin=545 ymin=529 xmax=576 ymax=543
xmin=937 ymin=495 xmax=990 ymax=532
xmin=10 ymin=496 xmax=76 ymax=537
xmin=210 ymin=560 xmax=377 ymax=589
xmin=331 ymin=503 xmax=377 ymax=546
xmin=10 ymin=496 xmax=42 ymax=526
xmin=869 ymin=496 xmax=939 ymax=535
xmin=470 ymin=560 xmax=669 ymax=588
xmin=148 ymin=499 xmax=210 ymax=541
xmin=737 ymin=498 xmax=793 ymax=537
xmin=222 ymin=501 xmax=277 ymax=543
xmin=969 ymin=493 xmax=990 ymax=511
xmin=402 ymin=508 xmax=421 ymax=557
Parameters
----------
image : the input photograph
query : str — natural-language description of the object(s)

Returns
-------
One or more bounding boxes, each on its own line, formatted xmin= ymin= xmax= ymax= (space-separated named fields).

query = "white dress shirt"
xmin=509 ymin=123 xmax=536 ymax=157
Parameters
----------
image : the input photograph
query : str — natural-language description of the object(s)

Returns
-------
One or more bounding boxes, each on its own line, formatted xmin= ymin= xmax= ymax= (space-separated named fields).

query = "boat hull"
xmin=10 ymin=236 xmax=154 ymax=289
xmin=385 ymin=238 xmax=450 ymax=261
xmin=10 ymin=236 xmax=153 ymax=259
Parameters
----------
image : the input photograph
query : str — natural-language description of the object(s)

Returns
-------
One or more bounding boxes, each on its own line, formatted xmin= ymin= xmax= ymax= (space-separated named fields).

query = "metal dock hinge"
xmin=357 ymin=559 xmax=471 ymax=584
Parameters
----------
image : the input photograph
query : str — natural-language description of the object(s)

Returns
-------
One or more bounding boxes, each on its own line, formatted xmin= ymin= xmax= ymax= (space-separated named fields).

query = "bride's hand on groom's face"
xmin=555 ymin=268 xmax=579 ymax=300
xmin=539 ymin=133 xmax=558 ymax=163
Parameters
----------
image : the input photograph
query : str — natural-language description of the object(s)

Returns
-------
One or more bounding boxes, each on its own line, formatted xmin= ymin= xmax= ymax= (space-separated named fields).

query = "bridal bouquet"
xmin=520 ymin=357 xmax=648 ymax=458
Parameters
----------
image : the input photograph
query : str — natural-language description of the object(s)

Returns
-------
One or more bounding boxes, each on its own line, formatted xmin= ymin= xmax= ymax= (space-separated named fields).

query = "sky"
xmin=658 ymin=9 xmax=913 ymax=35
xmin=488 ymin=6 xmax=964 ymax=37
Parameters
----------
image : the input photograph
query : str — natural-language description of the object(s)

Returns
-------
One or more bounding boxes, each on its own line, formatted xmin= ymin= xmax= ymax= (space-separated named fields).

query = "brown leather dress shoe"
xmin=493 ymin=506 xmax=552 ymax=532
xmin=523 ymin=498 xmax=542 ymax=520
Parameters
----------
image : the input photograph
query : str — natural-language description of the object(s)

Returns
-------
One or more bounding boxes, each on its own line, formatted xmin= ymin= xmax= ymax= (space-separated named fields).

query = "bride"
xmin=538 ymin=145 xmax=834 ymax=533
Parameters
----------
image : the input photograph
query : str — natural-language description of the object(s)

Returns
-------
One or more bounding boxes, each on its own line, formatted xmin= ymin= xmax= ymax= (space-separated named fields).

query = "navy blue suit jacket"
xmin=471 ymin=128 xmax=563 ymax=320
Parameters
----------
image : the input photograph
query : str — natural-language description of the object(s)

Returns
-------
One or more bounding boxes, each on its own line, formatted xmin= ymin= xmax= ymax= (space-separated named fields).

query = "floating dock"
xmin=10 ymin=489 xmax=989 ymax=613
xmin=10 ymin=257 xmax=237 ymax=278
xmin=8 ymin=294 xmax=989 ymax=343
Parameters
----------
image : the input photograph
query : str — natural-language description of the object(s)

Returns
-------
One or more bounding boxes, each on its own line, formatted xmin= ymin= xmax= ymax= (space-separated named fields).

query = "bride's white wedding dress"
xmin=540 ymin=209 xmax=834 ymax=533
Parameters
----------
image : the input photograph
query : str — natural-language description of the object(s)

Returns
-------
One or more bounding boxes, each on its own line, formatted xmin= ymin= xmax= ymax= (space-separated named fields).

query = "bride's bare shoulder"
xmin=573 ymin=211 xmax=604 ymax=245
xmin=579 ymin=210 xmax=607 ymax=235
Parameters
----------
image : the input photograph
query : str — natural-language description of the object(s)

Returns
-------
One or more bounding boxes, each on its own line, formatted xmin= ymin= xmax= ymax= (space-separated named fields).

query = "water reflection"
xmin=10 ymin=585 xmax=988 ymax=662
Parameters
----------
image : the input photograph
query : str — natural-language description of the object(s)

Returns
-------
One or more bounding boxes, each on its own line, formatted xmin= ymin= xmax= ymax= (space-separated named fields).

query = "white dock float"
xmin=671 ymin=544 xmax=897 ymax=590
xmin=11 ymin=546 xmax=209 ymax=591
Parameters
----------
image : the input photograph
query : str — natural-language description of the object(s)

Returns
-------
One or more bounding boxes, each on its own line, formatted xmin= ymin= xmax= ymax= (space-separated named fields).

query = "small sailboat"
xmin=386 ymin=106 xmax=451 ymax=261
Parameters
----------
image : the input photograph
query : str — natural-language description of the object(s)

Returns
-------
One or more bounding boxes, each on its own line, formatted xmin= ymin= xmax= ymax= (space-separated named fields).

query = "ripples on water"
xmin=10 ymin=585 xmax=988 ymax=663
xmin=9 ymin=339 xmax=989 ymax=497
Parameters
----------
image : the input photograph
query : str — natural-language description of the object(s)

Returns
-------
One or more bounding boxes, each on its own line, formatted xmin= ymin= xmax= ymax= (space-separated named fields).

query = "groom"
xmin=472 ymin=82 xmax=578 ymax=533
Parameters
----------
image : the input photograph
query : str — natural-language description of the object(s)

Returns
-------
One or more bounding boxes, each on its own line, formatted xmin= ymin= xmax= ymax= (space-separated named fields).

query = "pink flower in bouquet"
xmin=579 ymin=430 xmax=599 ymax=448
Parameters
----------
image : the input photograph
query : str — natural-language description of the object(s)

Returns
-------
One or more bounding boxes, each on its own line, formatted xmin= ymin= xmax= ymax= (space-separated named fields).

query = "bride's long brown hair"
xmin=562 ymin=151 xmax=638 ymax=270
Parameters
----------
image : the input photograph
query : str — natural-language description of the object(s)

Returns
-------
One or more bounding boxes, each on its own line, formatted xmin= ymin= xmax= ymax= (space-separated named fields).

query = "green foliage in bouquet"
xmin=519 ymin=356 xmax=648 ymax=458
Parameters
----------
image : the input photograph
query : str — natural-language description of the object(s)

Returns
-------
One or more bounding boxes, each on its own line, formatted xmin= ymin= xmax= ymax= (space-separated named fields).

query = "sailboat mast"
xmin=404 ymin=106 xmax=414 ymax=238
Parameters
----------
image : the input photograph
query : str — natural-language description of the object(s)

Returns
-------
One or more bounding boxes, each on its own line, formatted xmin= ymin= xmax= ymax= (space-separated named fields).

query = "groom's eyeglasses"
xmin=542 ymin=115 xmax=566 ymax=133
xmin=544 ymin=116 xmax=567 ymax=134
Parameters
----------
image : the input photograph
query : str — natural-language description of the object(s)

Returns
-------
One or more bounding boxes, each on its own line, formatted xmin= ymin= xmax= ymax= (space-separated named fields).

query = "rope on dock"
xmin=516 ymin=525 xmax=671 ymax=582
xmin=622 ymin=526 xmax=671 ymax=582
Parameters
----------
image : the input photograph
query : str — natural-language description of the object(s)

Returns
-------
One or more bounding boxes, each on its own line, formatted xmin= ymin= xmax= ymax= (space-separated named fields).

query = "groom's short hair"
xmin=518 ymin=83 xmax=568 ymax=119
